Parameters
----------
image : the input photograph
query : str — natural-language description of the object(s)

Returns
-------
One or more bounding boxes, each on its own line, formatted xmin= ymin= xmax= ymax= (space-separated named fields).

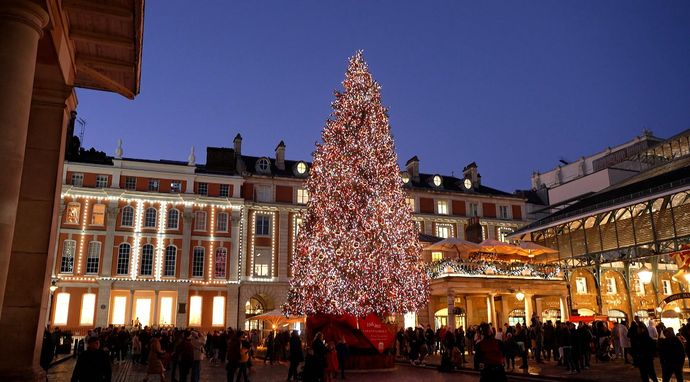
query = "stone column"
xmin=102 ymin=203 xmax=119 ymax=277
xmin=95 ymin=282 xmax=111 ymax=328
xmin=465 ymin=296 xmax=473 ymax=326
xmin=488 ymin=293 xmax=497 ymax=325
xmin=524 ymin=293 xmax=533 ymax=324
xmin=501 ymin=295 xmax=511 ymax=326
xmin=0 ymin=1 xmax=49 ymax=321
xmin=152 ymin=290 xmax=160 ymax=328
xmin=230 ymin=211 xmax=241 ymax=281
xmin=278 ymin=211 xmax=289 ymax=281
xmin=128 ymin=289 xmax=135 ymax=326
xmin=180 ymin=209 xmax=193 ymax=279
xmin=427 ymin=299 xmax=435 ymax=329
xmin=560 ymin=295 xmax=569 ymax=321
xmin=177 ymin=285 xmax=189 ymax=328
xmin=226 ymin=283 xmax=239 ymax=329
xmin=535 ymin=298 xmax=544 ymax=321
xmin=447 ymin=290 xmax=456 ymax=330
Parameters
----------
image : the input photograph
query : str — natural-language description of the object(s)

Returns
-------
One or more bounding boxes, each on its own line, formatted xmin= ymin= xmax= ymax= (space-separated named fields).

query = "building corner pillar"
xmin=447 ymin=289 xmax=456 ymax=330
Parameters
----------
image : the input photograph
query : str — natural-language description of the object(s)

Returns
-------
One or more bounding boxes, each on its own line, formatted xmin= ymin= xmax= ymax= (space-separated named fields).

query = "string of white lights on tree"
xmin=284 ymin=51 xmax=429 ymax=317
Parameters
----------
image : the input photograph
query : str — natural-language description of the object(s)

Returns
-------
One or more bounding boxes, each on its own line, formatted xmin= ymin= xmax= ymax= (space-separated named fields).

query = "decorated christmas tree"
xmin=285 ymin=52 xmax=429 ymax=317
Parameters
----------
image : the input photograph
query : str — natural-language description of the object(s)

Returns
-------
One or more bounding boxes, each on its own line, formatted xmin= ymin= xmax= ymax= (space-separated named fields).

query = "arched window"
xmin=60 ymin=240 xmax=76 ymax=273
xmin=215 ymin=247 xmax=227 ymax=278
xmin=144 ymin=207 xmax=157 ymax=228
xmin=167 ymin=209 xmax=180 ymax=230
xmin=140 ymin=244 xmax=154 ymax=276
xmin=121 ymin=205 xmax=134 ymax=227
xmin=244 ymin=297 xmax=265 ymax=331
xmin=85 ymin=241 xmax=101 ymax=274
xmin=192 ymin=247 xmax=205 ymax=278
xmin=164 ymin=245 xmax=177 ymax=277
xmin=117 ymin=243 xmax=131 ymax=275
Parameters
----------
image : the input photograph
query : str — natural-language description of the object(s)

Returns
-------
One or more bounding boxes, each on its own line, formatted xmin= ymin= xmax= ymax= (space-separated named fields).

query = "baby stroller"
xmin=596 ymin=336 xmax=612 ymax=362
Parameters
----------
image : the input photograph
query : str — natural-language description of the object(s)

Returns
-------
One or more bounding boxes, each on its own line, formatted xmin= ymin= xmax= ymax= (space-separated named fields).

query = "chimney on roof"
xmin=406 ymin=156 xmax=420 ymax=181
xmin=233 ymin=134 xmax=242 ymax=155
xmin=275 ymin=140 xmax=285 ymax=170
xmin=463 ymin=162 xmax=480 ymax=186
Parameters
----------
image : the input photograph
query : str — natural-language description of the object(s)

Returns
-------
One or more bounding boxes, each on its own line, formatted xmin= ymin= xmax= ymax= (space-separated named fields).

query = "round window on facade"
xmin=432 ymin=175 xmax=442 ymax=187
xmin=297 ymin=161 xmax=307 ymax=174
xmin=401 ymin=172 xmax=410 ymax=184
xmin=256 ymin=158 xmax=271 ymax=174
xmin=464 ymin=178 xmax=472 ymax=190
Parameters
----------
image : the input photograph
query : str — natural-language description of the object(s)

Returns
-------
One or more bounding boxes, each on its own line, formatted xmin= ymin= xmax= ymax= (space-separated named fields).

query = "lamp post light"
xmin=638 ymin=266 xmax=653 ymax=284
xmin=515 ymin=291 xmax=525 ymax=302
xmin=47 ymin=279 xmax=58 ymax=326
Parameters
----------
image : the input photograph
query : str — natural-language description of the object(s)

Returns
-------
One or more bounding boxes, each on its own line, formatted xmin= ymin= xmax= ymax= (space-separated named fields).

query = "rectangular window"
xmin=219 ymin=184 xmax=230 ymax=197
xmin=86 ymin=241 xmax=101 ymax=274
xmin=170 ymin=181 xmax=182 ymax=193
xmin=215 ymin=248 xmax=227 ymax=278
xmin=256 ymin=185 xmax=272 ymax=202
xmin=662 ymin=280 xmax=672 ymax=295
xmin=95 ymin=175 xmax=109 ymax=188
xmin=159 ymin=297 xmax=174 ymax=326
xmin=575 ymin=277 xmax=588 ymax=294
xmin=80 ymin=293 xmax=96 ymax=326
xmin=498 ymin=206 xmax=509 ymax=219
xmin=436 ymin=223 xmax=453 ymax=239
xmin=148 ymin=179 xmax=159 ymax=192
xmin=60 ymin=240 xmax=76 ymax=273
xmin=415 ymin=221 xmax=423 ymax=233
xmin=54 ymin=293 xmax=70 ymax=325
xmin=217 ymin=212 xmax=229 ymax=232
xmin=194 ymin=211 xmax=207 ymax=231
xmin=498 ymin=228 xmax=514 ymax=243
xmin=481 ymin=224 xmax=487 ymax=240
xmin=91 ymin=203 xmax=106 ymax=225
xmin=405 ymin=197 xmax=415 ymax=212
xmin=254 ymin=249 xmax=272 ymax=277
xmin=192 ymin=247 xmax=204 ymax=278
xmin=431 ymin=251 xmax=443 ymax=262
xmin=135 ymin=298 xmax=151 ymax=327
xmin=66 ymin=203 xmax=81 ymax=224
xmin=71 ymin=173 xmax=84 ymax=187
xmin=212 ymin=296 xmax=225 ymax=327
xmin=116 ymin=245 xmax=130 ymax=275
xmin=437 ymin=200 xmax=448 ymax=215
xmin=125 ymin=176 xmax=137 ymax=190
xmin=111 ymin=296 xmax=127 ymax=325
xmin=197 ymin=183 xmax=208 ymax=196
xmin=189 ymin=296 xmax=202 ymax=326
xmin=121 ymin=207 xmax=134 ymax=227
xmin=605 ymin=277 xmax=617 ymax=294
xmin=297 ymin=188 xmax=309 ymax=204
xmin=255 ymin=215 xmax=271 ymax=236
xmin=469 ymin=203 xmax=479 ymax=217
xmin=140 ymin=245 xmax=154 ymax=276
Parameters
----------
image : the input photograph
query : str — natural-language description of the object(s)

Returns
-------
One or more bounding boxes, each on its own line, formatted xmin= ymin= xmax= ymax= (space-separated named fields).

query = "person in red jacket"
xmin=474 ymin=323 xmax=507 ymax=382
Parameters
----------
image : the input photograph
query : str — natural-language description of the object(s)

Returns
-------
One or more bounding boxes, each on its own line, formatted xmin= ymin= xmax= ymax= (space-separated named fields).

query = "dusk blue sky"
xmin=76 ymin=1 xmax=690 ymax=192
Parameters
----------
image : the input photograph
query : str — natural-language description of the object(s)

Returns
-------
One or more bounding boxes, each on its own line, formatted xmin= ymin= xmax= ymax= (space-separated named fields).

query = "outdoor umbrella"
xmin=246 ymin=309 xmax=305 ymax=330
xmin=423 ymin=237 xmax=482 ymax=257
xmin=518 ymin=241 xmax=559 ymax=257
xmin=478 ymin=239 xmax=527 ymax=256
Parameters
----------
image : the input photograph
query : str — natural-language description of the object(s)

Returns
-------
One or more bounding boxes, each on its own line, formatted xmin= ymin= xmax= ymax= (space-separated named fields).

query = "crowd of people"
xmin=396 ymin=315 xmax=690 ymax=382
xmin=60 ymin=323 xmax=349 ymax=382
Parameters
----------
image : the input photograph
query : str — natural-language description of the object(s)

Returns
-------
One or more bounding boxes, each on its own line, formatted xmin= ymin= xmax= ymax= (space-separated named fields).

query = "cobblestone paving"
xmin=49 ymin=358 xmax=482 ymax=382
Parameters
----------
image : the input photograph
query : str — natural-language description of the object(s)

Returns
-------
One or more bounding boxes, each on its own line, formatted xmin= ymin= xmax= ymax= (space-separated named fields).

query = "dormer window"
xmin=401 ymin=172 xmax=410 ymax=184
xmin=431 ymin=175 xmax=442 ymax=188
xmin=293 ymin=161 xmax=308 ymax=177
xmin=256 ymin=158 xmax=271 ymax=174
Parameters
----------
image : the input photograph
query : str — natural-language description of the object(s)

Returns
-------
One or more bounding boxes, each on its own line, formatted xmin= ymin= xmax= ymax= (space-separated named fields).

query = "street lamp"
xmin=638 ymin=265 xmax=653 ymax=284
xmin=515 ymin=291 xmax=525 ymax=302
xmin=47 ymin=280 xmax=58 ymax=326
xmin=49 ymin=280 xmax=58 ymax=293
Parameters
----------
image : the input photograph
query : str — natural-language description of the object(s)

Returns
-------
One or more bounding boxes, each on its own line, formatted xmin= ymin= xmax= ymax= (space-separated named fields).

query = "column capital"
xmin=0 ymin=1 xmax=49 ymax=36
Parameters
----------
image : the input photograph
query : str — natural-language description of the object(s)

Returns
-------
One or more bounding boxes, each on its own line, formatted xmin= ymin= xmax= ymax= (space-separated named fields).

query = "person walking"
xmin=191 ymin=331 xmax=205 ymax=382
xmin=635 ymin=324 xmax=658 ymax=382
xmin=264 ymin=332 xmax=275 ymax=365
xmin=659 ymin=328 xmax=685 ymax=382
xmin=177 ymin=333 xmax=195 ymax=382
xmin=226 ymin=330 xmax=241 ymax=382
xmin=474 ymin=323 xmax=507 ymax=382
xmin=236 ymin=333 xmax=251 ymax=382
xmin=287 ymin=330 xmax=303 ymax=382
xmin=71 ymin=336 xmax=111 ymax=382
xmin=312 ymin=332 xmax=328 ymax=382
xmin=144 ymin=334 xmax=167 ymax=382
xmin=335 ymin=338 xmax=348 ymax=379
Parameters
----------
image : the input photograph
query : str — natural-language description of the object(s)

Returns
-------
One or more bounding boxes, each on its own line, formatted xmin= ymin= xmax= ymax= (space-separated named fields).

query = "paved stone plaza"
xmin=47 ymin=352 xmax=690 ymax=382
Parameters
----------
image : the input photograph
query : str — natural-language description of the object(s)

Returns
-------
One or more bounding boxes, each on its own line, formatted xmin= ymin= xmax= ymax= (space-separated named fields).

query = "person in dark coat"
xmin=226 ymin=330 xmax=241 ymax=382
xmin=177 ymin=333 xmax=195 ymax=382
xmin=335 ymin=338 xmax=348 ymax=379
xmin=474 ymin=323 xmax=507 ymax=382
xmin=287 ymin=330 xmax=303 ymax=382
xmin=265 ymin=331 xmax=275 ymax=365
xmin=312 ymin=332 xmax=328 ymax=382
xmin=71 ymin=336 xmax=112 ymax=382
xmin=635 ymin=324 xmax=658 ymax=382
xmin=658 ymin=328 xmax=685 ymax=382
